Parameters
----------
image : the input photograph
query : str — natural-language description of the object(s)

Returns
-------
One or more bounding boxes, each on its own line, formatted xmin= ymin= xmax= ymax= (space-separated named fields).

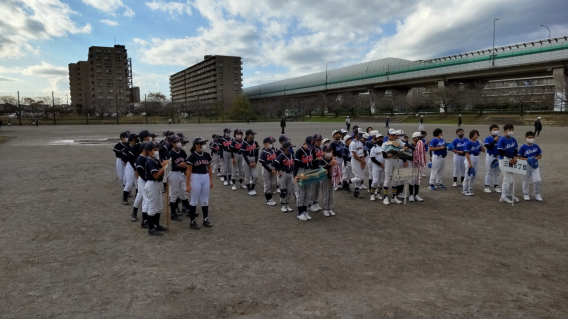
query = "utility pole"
xmin=17 ymin=91 xmax=21 ymax=126
xmin=145 ymin=94 xmax=148 ymax=124
xmin=197 ymin=97 xmax=201 ymax=124
xmin=84 ymin=92 xmax=89 ymax=125
xmin=492 ymin=18 xmax=499 ymax=67
xmin=115 ymin=93 xmax=119 ymax=125
xmin=52 ymin=91 xmax=56 ymax=125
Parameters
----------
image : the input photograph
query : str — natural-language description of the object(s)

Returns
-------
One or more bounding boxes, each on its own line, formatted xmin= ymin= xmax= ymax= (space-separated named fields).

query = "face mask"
xmin=151 ymin=152 xmax=159 ymax=160
xmin=175 ymin=142 xmax=182 ymax=149
xmin=288 ymin=147 xmax=293 ymax=153
xmin=181 ymin=145 xmax=186 ymax=150
xmin=458 ymin=134 xmax=464 ymax=139
xmin=225 ymin=133 xmax=230 ymax=137
xmin=527 ymin=138 xmax=535 ymax=144
xmin=324 ymin=153 xmax=332 ymax=159
xmin=334 ymin=136 xmax=341 ymax=141
xmin=121 ymin=138 xmax=127 ymax=143
xmin=492 ymin=130 xmax=499 ymax=136
xmin=235 ymin=134 xmax=242 ymax=139
xmin=268 ymin=143 xmax=273 ymax=149
xmin=507 ymin=131 xmax=514 ymax=137
xmin=377 ymin=140 xmax=384 ymax=146
xmin=439 ymin=135 xmax=443 ymax=139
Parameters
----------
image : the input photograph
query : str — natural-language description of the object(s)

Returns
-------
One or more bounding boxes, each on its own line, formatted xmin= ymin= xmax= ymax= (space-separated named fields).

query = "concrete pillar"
xmin=553 ymin=68 xmax=567 ymax=112
xmin=369 ymin=88 xmax=386 ymax=114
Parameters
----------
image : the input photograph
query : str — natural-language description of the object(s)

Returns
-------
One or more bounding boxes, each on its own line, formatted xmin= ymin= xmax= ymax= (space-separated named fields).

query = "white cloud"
xmin=146 ymin=0 xmax=192 ymax=17
xmin=22 ymin=62 xmax=67 ymax=76
xmin=100 ymin=19 xmax=119 ymax=26
xmin=81 ymin=0 xmax=134 ymax=17
xmin=0 ymin=0 xmax=91 ymax=59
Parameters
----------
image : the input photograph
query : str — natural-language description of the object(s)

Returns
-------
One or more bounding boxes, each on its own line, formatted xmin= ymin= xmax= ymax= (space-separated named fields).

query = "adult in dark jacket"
xmin=534 ymin=117 xmax=542 ymax=137
xmin=280 ymin=116 xmax=286 ymax=134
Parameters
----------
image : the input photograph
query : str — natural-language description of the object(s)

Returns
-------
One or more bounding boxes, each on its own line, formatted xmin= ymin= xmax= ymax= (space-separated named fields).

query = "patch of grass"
xmin=400 ymin=115 xmax=481 ymax=125
xmin=302 ymin=116 xmax=346 ymax=123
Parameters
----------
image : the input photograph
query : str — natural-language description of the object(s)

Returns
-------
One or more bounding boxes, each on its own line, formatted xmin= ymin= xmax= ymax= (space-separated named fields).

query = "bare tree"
xmin=0 ymin=95 xmax=17 ymax=113
xmin=430 ymin=84 xmax=461 ymax=114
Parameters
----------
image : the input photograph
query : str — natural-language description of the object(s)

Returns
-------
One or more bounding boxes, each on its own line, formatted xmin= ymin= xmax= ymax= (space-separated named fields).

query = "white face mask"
xmin=324 ymin=153 xmax=332 ymax=159
xmin=527 ymin=138 xmax=535 ymax=144
xmin=492 ymin=130 xmax=499 ymax=136
xmin=175 ymin=142 xmax=182 ymax=149
xmin=153 ymin=152 xmax=159 ymax=160
xmin=121 ymin=138 xmax=127 ymax=143
xmin=235 ymin=134 xmax=242 ymax=139
xmin=181 ymin=145 xmax=186 ymax=150
xmin=268 ymin=143 xmax=273 ymax=149
xmin=507 ymin=131 xmax=514 ymax=137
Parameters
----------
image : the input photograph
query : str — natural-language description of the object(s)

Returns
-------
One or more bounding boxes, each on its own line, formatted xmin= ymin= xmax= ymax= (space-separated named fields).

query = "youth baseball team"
xmin=113 ymin=122 xmax=543 ymax=236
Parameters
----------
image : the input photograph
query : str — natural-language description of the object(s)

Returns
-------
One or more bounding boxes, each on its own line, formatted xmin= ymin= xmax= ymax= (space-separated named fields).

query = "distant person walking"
xmin=0 ymin=119 xmax=3 ymax=131
xmin=458 ymin=114 xmax=462 ymax=127
xmin=385 ymin=116 xmax=390 ymax=129
xmin=419 ymin=115 xmax=424 ymax=131
xmin=280 ymin=116 xmax=286 ymax=134
xmin=7 ymin=118 xmax=11 ymax=126
xmin=345 ymin=116 xmax=351 ymax=131
xmin=534 ymin=117 xmax=542 ymax=137
xmin=168 ymin=118 xmax=172 ymax=125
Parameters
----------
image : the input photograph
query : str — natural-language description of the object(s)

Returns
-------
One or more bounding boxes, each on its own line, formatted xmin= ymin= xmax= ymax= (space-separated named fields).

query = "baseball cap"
xmin=192 ymin=137 xmax=208 ymax=145
xmin=340 ymin=129 xmax=348 ymax=134
xmin=127 ymin=133 xmax=138 ymax=141
xmin=234 ymin=128 xmax=243 ymax=135
xmin=388 ymin=128 xmax=397 ymax=135
xmin=212 ymin=133 xmax=218 ymax=139
xmin=279 ymin=135 xmax=289 ymax=143
xmin=140 ymin=141 xmax=149 ymax=150
xmin=356 ymin=128 xmax=364 ymax=134
xmin=538 ymin=116 xmax=541 ymax=119
xmin=168 ymin=134 xmax=182 ymax=143
xmin=138 ymin=130 xmax=150 ymax=140
xmin=322 ymin=138 xmax=330 ymax=144
xmin=282 ymin=141 xmax=294 ymax=149
xmin=119 ymin=131 xmax=128 ymax=138
xmin=375 ymin=132 xmax=384 ymax=138
xmin=305 ymin=136 xmax=315 ymax=150
xmin=149 ymin=133 xmax=158 ymax=138
xmin=396 ymin=130 xmax=405 ymax=136
xmin=369 ymin=130 xmax=378 ymax=136
xmin=223 ymin=128 xmax=231 ymax=133
xmin=332 ymin=130 xmax=340 ymax=136
xmin=245 ymin=129 xmax=256 ymax=135
xmin=263 ymin=136 xmax=276 ymax=144
xmin=343 ymin=135 xmax=353 ymax=142
xmin=163 ymin=130 xmax=174 ymax=137
xmin=362 ymin=133 xmax=369 ymax=139
xmin=144 ymin=141 xmax=159 ymax=151
xmin=412 ymin=132 xmax=423 ymax=138
xmin=323 ymin=144 xmax=333 ymax=152
xmin=313 ymin=133 xmax=323 ymax=140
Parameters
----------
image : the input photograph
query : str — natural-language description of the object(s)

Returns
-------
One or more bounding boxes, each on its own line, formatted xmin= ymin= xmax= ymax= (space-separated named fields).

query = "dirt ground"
xmin=0 ymin=121 xmax=567 ymax=319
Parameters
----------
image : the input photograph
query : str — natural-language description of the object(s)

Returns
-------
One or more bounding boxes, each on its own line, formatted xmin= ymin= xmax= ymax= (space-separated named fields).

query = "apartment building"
xmin=68 ymin=61 xmax=89 ymax=109
xmin=170 ymin=55 xmax=243 ymax=109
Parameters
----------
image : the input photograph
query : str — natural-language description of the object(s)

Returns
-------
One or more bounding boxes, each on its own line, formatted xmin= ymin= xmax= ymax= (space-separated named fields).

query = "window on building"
xmin=98 ymin=95 xmax=104 ymax=99
xmin=105 ymin=62 xmax=112 ymax=67
xmin=118 ymin=89 xmax=124 ymax=93
xmin=96 ymin=62 xmax=102 ymax=67
xmin=98 ymin=89 xmax=103 ymax=93
xmin=104 ymin=56 xmax=111 ymax=60
xmin=116 ymin=57 xmax=122 ymax=61
xmin=116 ymin=63 xmax=122 ymax=67
xmin=107 ymin=95 xmax=113 ymax=99
xmin=107 ymin=89 xmax=113 ymax=93
xmin=96 ymin=69 xmax=102 ymax=73
xmin=98 ymin=82 xmax=103 ymax=87
xmin=104 ymin=49 xmax=111 ymax=54
xmin=97 ymin=76 xmax=102 ymax=80
xmin=118 ymin=83 xmax=123 ymax=87
xmin=116 ymin=50 xmax=122 ymax=54
xmin=106 ymin=70 xmax=112 ymax=74
xmin=106 ymin=76 xmax=113 ymax=80
xmin=95 ymin=49 xmax=101 ymax=53
xmin=118 ymin=95 xmax=124 ymax=100
xmin=117 ymin=76 xmax=122 ymax=80
xmin=107 ymin=83 xmax=113 ymax=86
xmin=116 ymin=70 xmax=122 ymax=74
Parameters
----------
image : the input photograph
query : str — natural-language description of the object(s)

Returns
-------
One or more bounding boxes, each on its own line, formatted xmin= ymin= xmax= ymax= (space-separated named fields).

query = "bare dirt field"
xmin=1 ymin=121 xmax=567 ymax=318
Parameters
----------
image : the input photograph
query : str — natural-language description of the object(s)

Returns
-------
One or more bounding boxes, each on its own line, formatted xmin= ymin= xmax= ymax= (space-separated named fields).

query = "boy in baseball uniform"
xmin=451 ymin=128 xmax=469 ymax=187
xmin=518 ymin=131 xmax=543 ymax=201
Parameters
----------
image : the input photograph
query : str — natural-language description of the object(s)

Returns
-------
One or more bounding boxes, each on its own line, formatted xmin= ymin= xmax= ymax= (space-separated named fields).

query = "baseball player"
xmin=294 ymin=136 xmax=316 ymax=221
xmin=167 ymin=134 xmax=189 ymax=221
xmin=320 ymin=145 xmax=337 ymax=216
xmin=276 ymin=135 xmax=297 ymax=198
xmin=113 ymin=131 xmax=128 ymax=188
xmin=185 ymin=137 xmax=214 ymax=230
xmin=518 ymin=131 xmax=543 ymax=201
xmin=220 ymin=128 xmax=233 ymax=185
xmin=497 ymin=124 xmax=520 ymax=204
xmin=463 ymin=130 xmax=486 ymax=196
xmin=382 ymin=128 xmax=406 ymax=205
xmin=419 ymin=115 xmax=424 ymax=131
xmin=369 ymin=132 xmax=385 ymax=201
xmin=483 ymin=125 xmax=502 ymax=193
xmin=394 ymin=130 xmax=408 ymax=199
xmin=408 ymin=132 xmax=426 ymax=202
xmin=341 ymin=135 xmax=353 ymax=193
xmin=428 ymin=128 xmax=448 ymax=190
xmin=274 ymin=140 xmax=295 ymax=212
xmin=241 ymin=129 xmax=260 ymax=195
xmin=231 ymin=129 xmax=247 ymax=190
xmin=159 ymin=130 xmax=174 ymax=192
xmin=309 ymin=134 xmax=324 ymax=212
xmin=132 ymin=141 xmax=149 ymax=225
xmin=209 ymin=134 xmax=221 ymax=177
xmin=121 ymin=133 xmax=138 ymax=205
xmin=451 ymin=128 xmax=469 ymax=187
xmin=348 ymin=128 xmax=366 ymax=198
xmin=259 ymin=136 xmax=278 ymax=206
xmin=330 ymin=130 xmax=344 ymax=191
xmin=144 ymin=142 xmax=170 ymax=236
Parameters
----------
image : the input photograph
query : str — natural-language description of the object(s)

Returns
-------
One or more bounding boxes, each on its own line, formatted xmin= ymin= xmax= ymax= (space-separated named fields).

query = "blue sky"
xmin=1 ymin=0 xmax=568 ymax=101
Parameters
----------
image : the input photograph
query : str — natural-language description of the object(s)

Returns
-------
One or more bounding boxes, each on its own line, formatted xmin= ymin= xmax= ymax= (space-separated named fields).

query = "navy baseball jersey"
xmin=518 ymin=144 xmax=542 ymax=158
xmin=145 ymin=157 xmax=163 ymax=182
xmin=135 ymin=155 xmax=148 ymax=181
xmin=497 ymin=136 xmax=518 ymax=159
xmin=122 ymin=144 xmax=136 ymax=168
xmin=330 ymin=141 xmax=344 ymax=159
xmin=113 ymin=142 xmax=126 ymax=158
xmin=168 ymin=148 xmax=188 ymax=172
xmin=186 ymin=151 xmax=212 ymax=174
xmin=294 ymin=147 xmax=314 ymax=176
xmin=259 ymin=148 xmax=277 ymax=172
xmin=464 ymin=140 xmax=482 ymax=156
xmin=231 ymin=139 xmax=244 ymax=157
xmin=221 ymin=136 xmax=232 ymax=153
xmin=241 ymin=139 xmax=260 ymax=164
xmin=209 ymin=140 xmax=220 ymax=155
xmin=274 ymin=152 xmax=294 ymax=173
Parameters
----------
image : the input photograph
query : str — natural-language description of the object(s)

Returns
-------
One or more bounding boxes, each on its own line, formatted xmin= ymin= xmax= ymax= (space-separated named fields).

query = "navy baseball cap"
xmin=313 ymin=133 xmax=323 ymax=141
xmin=323 ymin=144 xmax=333 ymax=152
xmin=279 ymin=135 xmax=288 ymax=143
xmin=192 ymin=137 xmax=208 ymax=145
xmin=282 ymin=141 xmax=294 ymax=149
xmin=223 ymin=128 xmax=231 ymax=133
xmin=144 ymin=142 xmax=159 ymax=151
xmin=246 ymin=129 xmax=256 ymax=135
xmin=120 ymin=131 xmax=128 ymax=138
xmin=127 ymin=133 xmax=138 ymax=141
xmin=305 ymin=136 xmax=315 ymax=150
xmin=212 ymin=134 xmax=218 ymax=139
xmin=138 ymin=130 xmax=150 ymax=140
xmin=263 ymin=136 xmax=276 ymax=144
xmin=234 ymin=128 xmax=243 ymax=135
xmin=163 ymin=130 xmax=174 ymax=137
xmin=168 ymin=134 xmax=182 ymax=143
xmin=149 ymin=133 xmax=158 ymax=138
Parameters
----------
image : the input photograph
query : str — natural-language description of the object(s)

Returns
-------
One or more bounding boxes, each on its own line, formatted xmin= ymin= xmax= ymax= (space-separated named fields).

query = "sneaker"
xmin=484 ymin=187 xmax=492 ymax=193
xmin=328 ymin=210 xmax=336 ymax=216
xmin=281 ymin=205 xmax=288 ymax=212
xmin=512 ymin=196 xmax=520 ymax=203
xmin=232 ymin=185 xmax=237 ymax=191
xmin=323 ymin=210 xmax=330 ymax=217
xmin=171 ymin=214 xmax=182 ymax=221
xmin=286 ymin=205 xmax=293 ymax=212
xmin=494 ymin=186 xmax=502 ymax=193
xmin=230 ymin=180 xmax=234 ymax=185
xmin=452 ymin=182 xmax=458 ymax=187
xmin=523 ymin=194 xmax=531 ymax=201
xmin=223 ymin=181 xmax=229 ymax=186
xmin=408 ymin=195 xmax=414 ymax=202
xmin=156 ymin=225 xmax=167 ymax=231
xmin=383 ymin=197 xmax=390 ymax=205
xmin=276 ymin=188 xmax=281 ymax=193
xmin=190 ymin=220 xmax=201 ymax=230
xmin=370 ymin=194 xmax=376 ymax=201
xmin=203 ymin=220 xmax=213 ymax=228
xmin=428 ymin=184 xmax=436 ymax=191
xmin=250 ymin=190 xmax=257 ymax=196
xmin=220 ymin=177 xmax=225 ymax=181
xmin=500 ymin=197 xmax=513 ymax=204
xmin=218 ymin=173 xmax=222 ymax=178
xmin=266 ymin=199 xmax=276 ymax=206
xmin=465 ymin=191 xmax=474 ymax=196
xmin=240 ymin=184 xmax=248 ymax=189
xmin=304 ymin=212 xmax=312 ymax=220
xmin=414 ymin=195 xmax=424 ymax=202
xmin=313 ymin=203 xmax=322 ymax=211
xmin=437 ymin=184 xmax=447 ymax=190
xmin=392 ymin=197 xmax=402 ymax=204
xmin=375 ymin=193 xmax=383 ymax=200
xmin=535 ymin=194 xmax=543 ymax=202
xmin=461 ymin=191 xmax=466 ymax=195
xmin=360 ymin=184 xmax=367 ymax=189
xmin=297 ymin=214 xmax=307 ymax=221
xmin=148 ymin=229 xmax=163 ymax=236
xmin=309 ymin=205 xmax=319 ymax=212
xmin=122 ymin=200 xmax=129 ymax=205
xmin=396 ymin=194 xmax=404 ymax=199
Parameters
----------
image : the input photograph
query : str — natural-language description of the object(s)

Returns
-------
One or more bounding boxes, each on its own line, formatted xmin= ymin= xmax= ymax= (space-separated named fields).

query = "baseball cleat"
xmin=408 ymin=195 xmax=414 ymax=202
xmin=231 ymin=185 xmax=237 ymax=191
xmin=414 ymin=195 xmax=424 ymax=202
xmin=535 ymin=194 xmax=543 ymax=201
xmin=370 ymin=194 xmax=376 ymax=201
xmin=223 ymin=181 xmax=229 ymax=186
xmin=500 ymin=197 xmax=513 ymax=204
xmin=484 ymin=187 xmax=492 ymax=193
xmin=323 ymin=210 xmax=330 ymax=217
xmin=156 ymin=225 xmax=167 ymax=231
xmin=203 ymin=220 xmax=213 ymax=228
xmin=452 ymin=182 xmax=458 ymax=187
xmin=286 ymin=205 xmax=293 ymax=212
xmin=297 ymin=213 xmax=307 ymax=221
xmin=392 ymin=197 xmax=402 ymax=204
xmin=266 ymin=199 xmax=277 ymax=206
xmin=122 ymin=200 xmax=129 ymax=205
xmin=309 ymin=205 xmax=318 ymax=212
xmin=276 ymin=188 xmax=281 ymax=193
xmin=383 ymin=197 xmax=390 ymax=205
xmin=437 ymin=184 xmax=447 ymax=190
xmin=148 ymin=229 xmax=163 ymax=236
xmin=494 ymin=186 xmax=502 ymax=193
xmin=523 ymin=194 xmax=531 ymax=201
xmin=328 ymin=210 xmax=336 ymax=216
xmin=240 ymin=184 xmax=248 ymax=189
xmin=281 ymin=205 xmax=288 ymax=212
xmin=304 ymin=212 xmax=312 ymax=220
xmin=465 ymin=191 xmax=474 ymax=196
xmin=190 ymin=220 xmax=201 ymax=230
xmin=428 ymin=184 xmax=436 ymax=191
xmin=250 ymin=190 xmax=257 ymax=196
xmin=313 ymin=203 xmax=322 ymax=211
xmin=512 ymin=196 xmax=520 ymax=203
xmin=220 ymin=177 xmax=225 ymax=181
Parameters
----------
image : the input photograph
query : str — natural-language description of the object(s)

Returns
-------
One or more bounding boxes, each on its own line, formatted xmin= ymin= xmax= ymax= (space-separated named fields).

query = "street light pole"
xmin=259 ymin=78 xmax=266 ymax=121
xmin=492 ymin=18 xmax=499 ymax=67
xmin=541 ymin=25 xmax=551 ymax=38
xmin=325 ymin=61 xmax=335 ymax=91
